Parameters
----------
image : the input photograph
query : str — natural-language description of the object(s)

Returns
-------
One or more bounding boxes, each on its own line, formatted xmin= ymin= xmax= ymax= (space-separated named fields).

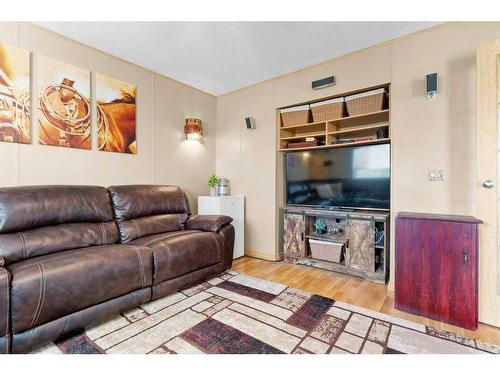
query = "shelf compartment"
xmin=279 ymin=137 xmax=390 ymax=152
xmin=280 ymin=131 xmax=326 ymax=141
xmin=305 ymin=256 xmax=346 ymax=267
xmin=296 ymin=256 xmax=386 ymax=284
xmin=330 ymin=109 xmax=389 ymax=128
xmin=305 ymin=234 xmax=346 ymax=244
xmin=279 ymin=123 xmax=326 ymax=139
xmin=327 ymin=123 xmax=389 ymax=137
xmin=280 ymin=119 xmax=328 ymax=130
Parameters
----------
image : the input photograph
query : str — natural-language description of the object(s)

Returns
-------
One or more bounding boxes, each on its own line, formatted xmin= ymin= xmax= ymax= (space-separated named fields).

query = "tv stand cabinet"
xmin=282 ymin=207 xmax=390 ymax=284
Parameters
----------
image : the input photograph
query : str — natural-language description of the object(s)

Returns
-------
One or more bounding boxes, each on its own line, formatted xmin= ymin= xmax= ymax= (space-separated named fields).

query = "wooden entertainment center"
xmin=277 ymin=83 xmax=391 ymax=284
xmin=283 ymin=207 xmax=390 ymax=284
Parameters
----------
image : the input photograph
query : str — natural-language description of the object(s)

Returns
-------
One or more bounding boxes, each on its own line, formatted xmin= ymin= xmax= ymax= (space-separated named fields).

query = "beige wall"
xmin=216 ymin=81 xmax=277 ymax=256
xmin=0 ymin=22 xmax=216 ymax=213
xmin=216 ymin=22 xmax=500 ymax=289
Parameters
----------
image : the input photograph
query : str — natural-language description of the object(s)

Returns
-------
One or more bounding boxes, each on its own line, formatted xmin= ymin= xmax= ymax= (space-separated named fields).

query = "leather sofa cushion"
xmin=0 ymin=186 xmax=118 ymax=265
xmin=8 ymin=244 xmax=152 ymax=333
xmin=185 ymin=215 xmax=233 ymax=232
xmin=115 ymin=214 xmax=189 ymax=243
xmin=0 ymin=222 xmax=119 ymax=266
xmin=0 ymin=186 xmax=114 ymax=233
xmin=108 ymin=185 xmax=191 ymax=221
xmin=108 ymin=185 xmax=191 ymax=243
xmin=128 ymin=230 xmax=223 ymax=284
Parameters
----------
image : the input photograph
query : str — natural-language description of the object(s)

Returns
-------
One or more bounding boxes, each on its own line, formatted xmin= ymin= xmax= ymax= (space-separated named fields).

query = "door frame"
xmin=477 ymin=39 xmax=500 ymax=327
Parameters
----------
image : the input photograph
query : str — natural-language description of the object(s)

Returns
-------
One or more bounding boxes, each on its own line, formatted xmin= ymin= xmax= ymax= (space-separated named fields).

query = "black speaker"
xmin=312 ymin=76 xmax=336 ymax=90
xmin=245 ymin=117 xmax=256 ymax=130
xmin=426 ymin=73 xmax=438 ymax=99
xmin=376 ymin=128 xmax=389 ymax=139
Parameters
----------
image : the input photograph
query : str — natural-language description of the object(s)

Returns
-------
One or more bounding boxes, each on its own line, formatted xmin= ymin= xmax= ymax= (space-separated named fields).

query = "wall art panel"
xmin=96 ymin=73 xmax=136 ymax=154
xmin=38 ymin=54 xmax=91 ymax=149
xmin=0 ymin=42 xmax=30 ymax=144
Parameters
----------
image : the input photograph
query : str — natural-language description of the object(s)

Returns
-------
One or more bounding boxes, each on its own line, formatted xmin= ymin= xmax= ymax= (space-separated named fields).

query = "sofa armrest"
xmin=0 ymin=267 xmax=10 ymax=354
xmin=218 ymin=224 xmax=235 ymax=270
xmin=185 ymin=215 xmax=233 ymax=233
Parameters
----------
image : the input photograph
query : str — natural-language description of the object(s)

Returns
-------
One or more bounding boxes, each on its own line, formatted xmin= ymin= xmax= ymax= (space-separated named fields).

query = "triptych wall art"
xmin=0 ymin=41 xmax=137 ymax=154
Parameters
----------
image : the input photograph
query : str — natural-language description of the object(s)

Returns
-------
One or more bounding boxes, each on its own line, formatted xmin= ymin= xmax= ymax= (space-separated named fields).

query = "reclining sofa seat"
xmin=0 ymin=184 xmax=235 ymax=354
xmin=0 ymin=186 xmax=153 ymax=354
xmin=108 ymin=185 xmax=234 ymax=299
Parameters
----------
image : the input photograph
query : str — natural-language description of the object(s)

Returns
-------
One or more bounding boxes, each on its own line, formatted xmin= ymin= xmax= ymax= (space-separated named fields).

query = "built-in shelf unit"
xmin=278 ymin=84 xmax=390 ymax=152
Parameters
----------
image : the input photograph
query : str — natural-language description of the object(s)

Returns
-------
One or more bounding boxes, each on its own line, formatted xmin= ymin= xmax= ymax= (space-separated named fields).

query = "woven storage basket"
xmin=309 ymin=239 xmax=344 ymax=263
xmin=345 ymin=88 xmax=387 ymax=117
xmin=280 ymin=105 xmax=311 ymax=127
xmin=310 ymin=97 xmax=344 ymax=122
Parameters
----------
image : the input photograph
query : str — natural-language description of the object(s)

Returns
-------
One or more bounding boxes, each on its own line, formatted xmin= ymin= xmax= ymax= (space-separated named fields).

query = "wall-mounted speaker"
xmin=245 ymin=117 xmax=256 ymax=130
xmin=312 ymin=76 xmax=336 ymax=90
xmin=426 ymin=73 xmax=438 ymax=100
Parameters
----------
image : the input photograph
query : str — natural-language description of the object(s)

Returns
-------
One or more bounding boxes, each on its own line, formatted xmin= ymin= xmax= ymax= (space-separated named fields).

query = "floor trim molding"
xmin=244 ymin=250 xmax=282 ymax=262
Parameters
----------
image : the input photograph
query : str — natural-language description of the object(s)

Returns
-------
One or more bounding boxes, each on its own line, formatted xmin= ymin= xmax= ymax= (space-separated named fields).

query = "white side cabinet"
xmin=197 ymin=195 xmax=245 ymax=259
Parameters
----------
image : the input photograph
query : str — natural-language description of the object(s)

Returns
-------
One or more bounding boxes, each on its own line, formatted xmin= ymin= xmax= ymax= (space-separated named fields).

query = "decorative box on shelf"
xmin=309 ymin=239 xmax=344 ymax=263
xmin=280 ymin=105 xmax=311 ymax=127
xmin=345 ymin=88 xmax=388 ymax=116
xmin=310 ymin=97 xmax=344 ymax=122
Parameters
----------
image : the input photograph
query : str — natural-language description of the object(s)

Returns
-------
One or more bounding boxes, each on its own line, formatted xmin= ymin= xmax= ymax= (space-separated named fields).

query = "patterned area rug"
xmin=32 ymin=271 xmax=500 ymax=354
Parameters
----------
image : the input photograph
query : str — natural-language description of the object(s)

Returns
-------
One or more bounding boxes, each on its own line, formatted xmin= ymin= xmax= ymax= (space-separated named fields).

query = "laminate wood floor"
xmin=231 ymin=256 xmax=500 ymax=346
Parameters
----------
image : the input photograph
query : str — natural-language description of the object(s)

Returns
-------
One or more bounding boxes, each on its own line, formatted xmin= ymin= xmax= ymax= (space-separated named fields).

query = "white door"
xmin=477 ymin=39 xmax=500 ymax=327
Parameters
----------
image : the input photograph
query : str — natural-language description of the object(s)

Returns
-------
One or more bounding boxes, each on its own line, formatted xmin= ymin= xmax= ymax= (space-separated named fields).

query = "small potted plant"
xmin=208 ymin=174 xmax=219 ymax=196
xmin=314 ymin=218 xmax=328 ymax=235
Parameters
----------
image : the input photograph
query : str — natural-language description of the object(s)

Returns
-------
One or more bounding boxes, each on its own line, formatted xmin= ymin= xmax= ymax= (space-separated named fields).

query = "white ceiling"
xmin=36 ymin=22 xmax=440 ymax=96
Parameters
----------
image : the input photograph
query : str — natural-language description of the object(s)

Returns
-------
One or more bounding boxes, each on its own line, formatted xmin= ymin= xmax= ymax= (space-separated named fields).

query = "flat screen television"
xmin=285 ymin=144 xmax=390 ymax=210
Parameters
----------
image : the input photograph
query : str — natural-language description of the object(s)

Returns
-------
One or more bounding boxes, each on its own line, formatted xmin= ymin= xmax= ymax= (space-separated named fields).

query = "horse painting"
xmin=96 ymin=74 xmax=137 ymax=154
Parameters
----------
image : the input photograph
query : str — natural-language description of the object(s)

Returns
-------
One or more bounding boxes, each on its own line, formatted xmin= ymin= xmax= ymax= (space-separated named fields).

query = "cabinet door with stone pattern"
xmin=347 ymin=219 xmax=375 ymax=272
xmin=283 ymin=212 xmax=305 ymax=259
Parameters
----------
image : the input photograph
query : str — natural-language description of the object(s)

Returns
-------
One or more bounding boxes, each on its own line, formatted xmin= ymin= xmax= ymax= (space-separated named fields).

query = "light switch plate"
xmin=428 ymin=169 xmax=445 ymax=182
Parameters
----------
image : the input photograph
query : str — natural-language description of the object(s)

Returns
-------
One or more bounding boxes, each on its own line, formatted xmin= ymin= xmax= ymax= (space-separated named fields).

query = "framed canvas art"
xmin=96 ymin=73 xmax=136 ymax=154
xmin=0 ymin=42 xmax=31 ymax=144
xmin=37 ymin=54 xmax=91 ymax=149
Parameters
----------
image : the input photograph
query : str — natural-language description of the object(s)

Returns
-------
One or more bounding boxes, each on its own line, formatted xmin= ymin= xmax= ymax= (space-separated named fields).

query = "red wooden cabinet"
xmin=395 ymin=212 xmax=482 ymax=330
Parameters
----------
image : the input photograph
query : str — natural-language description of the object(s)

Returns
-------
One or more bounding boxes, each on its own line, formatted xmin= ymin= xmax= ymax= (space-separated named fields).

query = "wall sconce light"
xmin=184 ymin=118 xmax=203 ymax=142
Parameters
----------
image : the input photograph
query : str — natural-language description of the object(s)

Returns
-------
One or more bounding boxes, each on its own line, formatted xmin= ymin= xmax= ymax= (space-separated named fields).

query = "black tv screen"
xmin=285 ymin=144 xmax=390 ymax=210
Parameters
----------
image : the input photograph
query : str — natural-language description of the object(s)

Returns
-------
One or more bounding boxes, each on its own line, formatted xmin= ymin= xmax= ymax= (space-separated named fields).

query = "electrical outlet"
xmin=428 ymin=169 xmax=445 ymax=182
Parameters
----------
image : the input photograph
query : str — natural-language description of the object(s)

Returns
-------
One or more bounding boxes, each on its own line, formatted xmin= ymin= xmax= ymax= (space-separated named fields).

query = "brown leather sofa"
xmin=0 ymin=185 xmax=234 ymax=354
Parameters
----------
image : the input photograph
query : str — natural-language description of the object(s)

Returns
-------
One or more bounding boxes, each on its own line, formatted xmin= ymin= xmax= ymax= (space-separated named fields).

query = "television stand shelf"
xmin=282 ymin=207 xmax=390 ymax=284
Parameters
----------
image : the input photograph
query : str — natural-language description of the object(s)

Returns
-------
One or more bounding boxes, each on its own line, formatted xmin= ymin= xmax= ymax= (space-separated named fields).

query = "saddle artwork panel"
xmin=0 ymin=42 xmax=31 ymax=144
xmin=37 ymin=54 xmax=91 ymax=150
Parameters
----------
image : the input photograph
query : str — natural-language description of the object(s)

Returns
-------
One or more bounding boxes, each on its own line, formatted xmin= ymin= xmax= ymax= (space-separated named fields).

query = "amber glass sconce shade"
xmin=184 ymin=118 xmax=203 ymax=142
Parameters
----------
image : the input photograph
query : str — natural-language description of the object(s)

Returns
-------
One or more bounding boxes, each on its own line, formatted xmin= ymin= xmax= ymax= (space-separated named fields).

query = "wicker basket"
xmin=280 ymin=105 xmax=311 ymax=127
xmin=345 ymin=88 xmax=387 ymax=116
xmin=309 ymin=239 xmax=344 ymax=263
xmin=310 ymin=97 xmax=344 ymax=122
